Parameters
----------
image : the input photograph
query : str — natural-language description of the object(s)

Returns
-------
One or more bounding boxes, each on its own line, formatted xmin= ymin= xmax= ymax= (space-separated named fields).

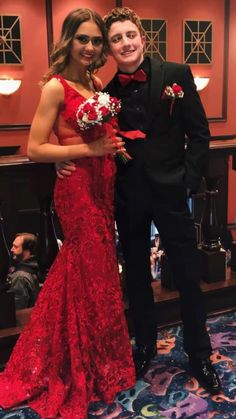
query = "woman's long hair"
xmin=41 ymin=8 xmax=108 ymax=85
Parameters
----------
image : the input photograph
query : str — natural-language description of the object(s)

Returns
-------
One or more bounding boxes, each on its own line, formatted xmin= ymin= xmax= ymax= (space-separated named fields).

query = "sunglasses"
xmin=75 ymin=35 xmax=103 ymax=47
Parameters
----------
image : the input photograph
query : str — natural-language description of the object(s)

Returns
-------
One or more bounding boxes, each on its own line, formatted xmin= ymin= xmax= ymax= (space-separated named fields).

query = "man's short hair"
xmin=104 ymin=7 xmax=146 ymax=37
xmin=16 ymin=233 xmax=37 ymax=255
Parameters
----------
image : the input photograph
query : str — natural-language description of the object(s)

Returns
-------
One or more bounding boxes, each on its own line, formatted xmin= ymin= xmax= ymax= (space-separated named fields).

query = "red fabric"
xmin=118 ymin=69 xmax=147 ymax=86
xmin=0 ymin=75 xmax=135 ymax=419
xmin=119 ymin=129 xmax=146 ymax=140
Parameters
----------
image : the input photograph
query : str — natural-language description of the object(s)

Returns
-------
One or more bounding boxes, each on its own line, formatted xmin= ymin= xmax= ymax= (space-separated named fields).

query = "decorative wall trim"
xmin=0 ymin=15 xmax=23 ymax=64
xmin=0 ymin=124 xmax=30 ymax=131
xmin=183 ymin=20 xmax=212 ymax=64
xmin=0 ymin=1 xmax=52 ymax=131
xmin=208 ymin=0 xmax=229 ymax=122
xmin=210 ymin=134 xmax=236 ymax=141
xmin=142 ymin=19 xmax=167 ymax=61
xmin=46 ymin=0 xmax=53 ymax=65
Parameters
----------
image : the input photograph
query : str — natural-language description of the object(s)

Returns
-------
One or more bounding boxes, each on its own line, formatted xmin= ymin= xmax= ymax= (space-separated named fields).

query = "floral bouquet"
xmin=76 ymin=92 xmax=131 ymax=163
xmin=162 ymin=83 xmax=184 ymax=115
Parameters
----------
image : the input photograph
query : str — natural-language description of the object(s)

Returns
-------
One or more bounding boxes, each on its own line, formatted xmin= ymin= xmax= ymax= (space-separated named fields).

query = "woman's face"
xmin=70 ymin=20 xmax=103 ymax=68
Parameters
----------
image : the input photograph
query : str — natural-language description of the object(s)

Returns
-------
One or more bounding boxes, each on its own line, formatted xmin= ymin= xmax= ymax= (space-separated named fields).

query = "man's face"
xmin=108 ymin=20 xmax=145 ymax=73
xmin=11 ymin=236 xmax=24 ymax=262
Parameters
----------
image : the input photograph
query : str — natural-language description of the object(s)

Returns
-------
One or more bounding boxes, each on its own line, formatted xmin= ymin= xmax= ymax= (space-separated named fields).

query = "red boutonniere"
xmin=162 ymin=83 xmax=184 ymax=115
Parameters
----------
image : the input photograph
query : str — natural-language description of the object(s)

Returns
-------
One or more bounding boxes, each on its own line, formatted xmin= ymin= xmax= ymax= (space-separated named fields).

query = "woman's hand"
xmin=55 ymin=133 xmax=126 ymax=179
xmin=88 ymin=132 xmax=126 ymax=157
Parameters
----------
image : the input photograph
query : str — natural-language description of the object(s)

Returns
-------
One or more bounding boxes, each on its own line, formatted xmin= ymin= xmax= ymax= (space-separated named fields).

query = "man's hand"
xmin=56 ymin=160 xmax=76 ymax=179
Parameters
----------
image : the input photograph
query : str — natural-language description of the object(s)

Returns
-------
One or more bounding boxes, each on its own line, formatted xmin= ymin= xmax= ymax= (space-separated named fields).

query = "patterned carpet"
xmin=0 ymin=310 xmax=235 ymax=419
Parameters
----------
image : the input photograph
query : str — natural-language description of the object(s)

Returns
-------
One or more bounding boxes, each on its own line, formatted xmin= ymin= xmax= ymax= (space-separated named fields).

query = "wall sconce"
xmin=194 ymin=77 xmax=210 ymax=91
xmin=0 ymin=77 xmax=22 ymax=95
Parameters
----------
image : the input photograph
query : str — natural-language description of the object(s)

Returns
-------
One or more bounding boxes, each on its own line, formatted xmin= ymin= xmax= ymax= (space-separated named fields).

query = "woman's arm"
xmin=27 ymin=79 xmax=123 ymax=163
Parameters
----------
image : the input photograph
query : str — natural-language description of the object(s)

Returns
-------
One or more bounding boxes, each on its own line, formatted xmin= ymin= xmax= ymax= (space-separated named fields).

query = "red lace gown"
xmin=0 ymin=75 xmax=135 ymax=418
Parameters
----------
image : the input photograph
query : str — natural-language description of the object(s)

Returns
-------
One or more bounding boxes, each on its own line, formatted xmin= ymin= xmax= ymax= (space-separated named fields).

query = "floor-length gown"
xmin=0 ymin=75 xmax=135 ymax=418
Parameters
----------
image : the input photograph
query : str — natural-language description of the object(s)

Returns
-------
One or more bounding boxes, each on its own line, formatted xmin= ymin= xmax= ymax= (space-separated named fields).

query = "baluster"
xmin=231 ymin=241 xmax=236 ymax=272
xmin=201 ymin=189 xmax=221 ymax=251
xmin=200 ymin=177 xmax=226 ymax=282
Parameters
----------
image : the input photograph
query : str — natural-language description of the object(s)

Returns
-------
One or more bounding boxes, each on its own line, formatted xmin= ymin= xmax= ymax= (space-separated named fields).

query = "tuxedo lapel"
xmin=146 ymin=58 xmax=164 ymax=129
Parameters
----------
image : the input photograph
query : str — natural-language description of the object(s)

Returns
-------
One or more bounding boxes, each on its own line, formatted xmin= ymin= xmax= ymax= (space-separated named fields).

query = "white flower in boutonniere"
xmin=162 ymin=83 xmax=184 ymax=115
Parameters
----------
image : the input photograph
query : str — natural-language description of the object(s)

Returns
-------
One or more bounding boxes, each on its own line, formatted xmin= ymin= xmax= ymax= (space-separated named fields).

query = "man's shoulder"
xmin=152 ymin=58 xmax=188 ymax=72
xmin=105 ymin=76 xmax=117 ymax=94
xmin=150 ymin=59 xmax=191 ymax=82
xmin=8 ymin=269 xmax=35 ymax=283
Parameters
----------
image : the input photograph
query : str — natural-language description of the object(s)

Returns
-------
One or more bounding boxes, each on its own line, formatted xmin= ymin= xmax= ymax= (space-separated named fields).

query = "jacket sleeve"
xmin=9 ymin=276 xmax=31 ymax=310
xmin=181 ymin=65 xmax=210 ymax=193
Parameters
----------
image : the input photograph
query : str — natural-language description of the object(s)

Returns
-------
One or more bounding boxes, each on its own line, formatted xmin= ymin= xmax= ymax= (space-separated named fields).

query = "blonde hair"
xmin=104 ymin=7 xmax=146 ymax=37
xmin=41 ymin=8 xmax=108 ymax=85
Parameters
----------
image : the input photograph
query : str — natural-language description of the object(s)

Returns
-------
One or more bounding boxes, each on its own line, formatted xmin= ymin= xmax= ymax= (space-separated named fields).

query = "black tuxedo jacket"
xmin=106 ymin=58 xmax=210 ymax=194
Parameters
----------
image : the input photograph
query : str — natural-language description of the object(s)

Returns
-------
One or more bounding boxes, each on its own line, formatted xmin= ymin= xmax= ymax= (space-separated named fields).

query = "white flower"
xmin=76 ymin=91 xmax=121 ymax=130
xmin=97 ymin=92 xmax=110 ymax=105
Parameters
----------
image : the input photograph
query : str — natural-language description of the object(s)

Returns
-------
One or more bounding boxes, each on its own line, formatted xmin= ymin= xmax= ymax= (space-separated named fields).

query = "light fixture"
xmin=0 ymin=77 xmax=22 ymax=95
xmin=194 ymin=77 xmax=210 ymax=92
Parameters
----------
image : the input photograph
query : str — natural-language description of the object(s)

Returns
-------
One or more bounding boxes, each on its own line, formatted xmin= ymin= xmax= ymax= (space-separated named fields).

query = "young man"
xmin=104 ymin=7 xmax=221 ymax=393
xmin=58 ymin=7 xmax=221 ymax=393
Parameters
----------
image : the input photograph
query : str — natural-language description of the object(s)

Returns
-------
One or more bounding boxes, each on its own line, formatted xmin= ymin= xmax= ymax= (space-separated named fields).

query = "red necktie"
xmin=118 ymin=69 xmax=147 ymax=86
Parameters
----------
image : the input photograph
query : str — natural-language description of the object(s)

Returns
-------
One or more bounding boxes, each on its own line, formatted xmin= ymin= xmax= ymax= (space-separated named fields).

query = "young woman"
xmin=0 ymin=8 xmax=135 ymax=418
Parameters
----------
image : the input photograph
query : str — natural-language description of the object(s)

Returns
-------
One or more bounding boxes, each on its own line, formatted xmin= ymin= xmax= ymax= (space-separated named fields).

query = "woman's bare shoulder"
xmin=42 ymin=77 xmax=63 ymax=93
xmin=40 ymin=77 xmax=64 ymax=104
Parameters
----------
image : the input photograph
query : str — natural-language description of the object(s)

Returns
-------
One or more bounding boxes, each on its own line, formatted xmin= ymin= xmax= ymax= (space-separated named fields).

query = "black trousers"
xmin=115 ymin=175 xmax=212 ymax=360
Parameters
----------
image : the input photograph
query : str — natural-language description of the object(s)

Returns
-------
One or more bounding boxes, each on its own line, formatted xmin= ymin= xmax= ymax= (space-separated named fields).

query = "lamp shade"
xmin=194 ymin=77 xmax=210 ymax=91
xmin=0 ymin=78 xmax=22 ymax=95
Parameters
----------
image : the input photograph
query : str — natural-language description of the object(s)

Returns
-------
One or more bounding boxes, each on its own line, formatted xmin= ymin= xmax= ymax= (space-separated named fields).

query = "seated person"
xmin=150 ymin=233 xmax=164 ymax=280
xmin=6 ymin=233 xmax=40 ymax=309
xmin=150 ymin=246 xmax=164 ymax=280
xmin=150 ymin=233 xmax=161 ymax=249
